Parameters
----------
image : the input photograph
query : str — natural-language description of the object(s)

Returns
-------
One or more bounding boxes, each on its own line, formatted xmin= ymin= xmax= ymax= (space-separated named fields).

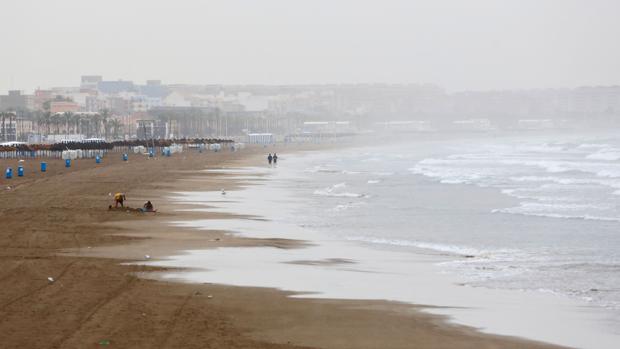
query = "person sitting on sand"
xmin=143 ymin=200 xmax=154 ymax=212
xmin=114 ymin=192 xmax=126 ymax=208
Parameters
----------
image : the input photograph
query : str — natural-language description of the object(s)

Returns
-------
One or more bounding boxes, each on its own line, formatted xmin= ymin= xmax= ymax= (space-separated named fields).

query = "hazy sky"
xmin=1 ymin=0 xmax=619 ymax=93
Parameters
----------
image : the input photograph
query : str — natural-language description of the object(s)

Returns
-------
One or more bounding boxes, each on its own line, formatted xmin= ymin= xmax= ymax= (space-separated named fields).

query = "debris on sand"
xmin=47 ymin=277 xmax=54 ymax=283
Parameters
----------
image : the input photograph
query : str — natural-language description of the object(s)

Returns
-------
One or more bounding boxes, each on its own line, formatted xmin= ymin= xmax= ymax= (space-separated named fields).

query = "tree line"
xmin=0 ymin=137 xmax=233 ymax=152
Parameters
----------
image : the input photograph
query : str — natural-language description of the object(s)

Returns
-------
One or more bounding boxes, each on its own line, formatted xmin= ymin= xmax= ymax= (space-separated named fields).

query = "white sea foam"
xmin=304 ymin=166 xmax=339 ymax=173
xmin=410 ymin=164 xmax=491 ymax=185
xmin=492 ymin=208 xmax=620 ymax=222
xmin=345 ymin=236 xmax=516 ymax=258
xmin=578 ymin=143 xmax=611 ymax=149
xmin=586 ymin=149 xmax=620 ymax=161
xmin=330 ymin=192 xmax=367 ymax=198
xmin=508 ymin=176 xmax=620 ymax=189
xmin=414 ymin=156 xmax=620 ymax=186
xmin=498 ymin=189 xmax=578 ymax=202
xmin=520 ymin=202 xmax=610 ymax=211
xmin=500 ymin=159 xmax=572 ymax=173
xmin=313 ymin=183 xmax=367 ymax=198
xmin=331 ymin=202 xmax=367 ymax=212
xmin=595 ymin=169 xmax=620 ymax=178
xmin=508 ymin=176 xmax=571 ymax=183
xmin=367 ymin=180 xmax=381 ymax=184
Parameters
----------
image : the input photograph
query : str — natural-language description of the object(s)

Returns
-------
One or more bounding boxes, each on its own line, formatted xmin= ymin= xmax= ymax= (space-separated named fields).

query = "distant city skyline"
xmin=2 ymin=0 xmax=619 ymax=94
xmin=4 ymin=75 xmax=620 ymax=95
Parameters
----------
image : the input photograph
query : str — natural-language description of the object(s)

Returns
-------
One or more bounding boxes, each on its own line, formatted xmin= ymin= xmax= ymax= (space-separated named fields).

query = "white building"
xmin=374 ymin=120 xmax=433 ymax=132
xmin=452 ymin=118 xmax=493 ymax=131
xmin=163 ymin=92 xmax=191 ymax=107
xmin=247 ymin=133 xmax=274 ymax=144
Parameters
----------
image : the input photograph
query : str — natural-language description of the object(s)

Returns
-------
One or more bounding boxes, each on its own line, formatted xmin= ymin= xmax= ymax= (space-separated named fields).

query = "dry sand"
xmin=0 ymin=145 xmax=565 ymax=348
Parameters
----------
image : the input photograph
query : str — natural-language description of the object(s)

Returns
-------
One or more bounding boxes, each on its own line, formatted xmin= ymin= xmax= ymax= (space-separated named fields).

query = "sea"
xmin=148 ymin=131 xmax=620 ymax=348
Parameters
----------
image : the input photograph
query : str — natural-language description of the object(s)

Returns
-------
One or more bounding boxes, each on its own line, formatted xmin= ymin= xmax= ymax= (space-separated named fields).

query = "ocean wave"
xmin=367 ymin=180 xmax=381 ymax=184
xmin=313 ymin=182 xmax=367 ymax=198
xmin=595 ymin=169 xmax=620 ymax=178
xmin=586 ymin=149 xmax=620 ymax=161
xmin=501 ymin=190 xmax=580 ymax=202
xmin=412 ymin=146 xmax=620 ymax=224
xmin=500 ymin=159 xmax=572 ymax=173
xmin=314 ymin=191 xmax=367 ymax=198
xmin=577 ymin=143 xmax=611 ymax=149
xmin=499 ymin=188 xmax=552 ymax=200
xmin=331 ymin=202 xmax=367 ymax=212
xmin=518 ymin=202 xmax=611 ymax=211
xmin=304 ymin=166 xmax=340 ymax=173
xmin=345 ymin=236 xmax=516 ymax=258
xmin=409 ymin=164 xmax=488 ymax=185
xmin=413 ymin=157 xmax=620 ymax=188
xmin=492 ymin=208 xmax=620 ymax=222
xmin=509 ymin=176 xmax=563 ymax=183
xmin=417 ymin=158 xmax=572 ymax=176
xmin=508 ymin=176 xmax=620 ymax=189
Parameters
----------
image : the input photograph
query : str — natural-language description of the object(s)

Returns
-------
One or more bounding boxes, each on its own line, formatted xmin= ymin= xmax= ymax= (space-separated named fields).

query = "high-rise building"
xmin=0 ymin=91 xmax=28 ymax=111
xmin=98 ymin=80 xmax=135 ymax=94
xmin=81 ymin=75 xmax=103 ymax=90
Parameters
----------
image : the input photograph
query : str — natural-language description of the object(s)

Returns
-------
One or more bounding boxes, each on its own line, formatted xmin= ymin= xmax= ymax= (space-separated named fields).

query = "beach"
xmin=0 ymin=142 xmax=570 ymax=348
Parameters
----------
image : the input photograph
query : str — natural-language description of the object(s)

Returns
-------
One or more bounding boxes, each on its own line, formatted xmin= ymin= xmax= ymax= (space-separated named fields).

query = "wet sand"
xmin=0 ymin=145 xmax=563 ymax=348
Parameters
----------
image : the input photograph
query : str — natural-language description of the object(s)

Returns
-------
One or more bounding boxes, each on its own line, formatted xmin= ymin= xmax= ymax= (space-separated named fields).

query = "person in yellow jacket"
xmin=114 ymin=193 xmax=126 ymax=208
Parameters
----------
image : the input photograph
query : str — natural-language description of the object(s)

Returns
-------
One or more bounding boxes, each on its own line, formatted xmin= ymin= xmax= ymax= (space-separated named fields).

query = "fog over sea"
xmin=150 ymin=131 xmax=620 ymax=348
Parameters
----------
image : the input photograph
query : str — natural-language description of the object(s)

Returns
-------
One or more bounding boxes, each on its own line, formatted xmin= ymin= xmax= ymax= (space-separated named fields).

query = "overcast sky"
xmin=1 ymin=0 xmax=618 ymax=93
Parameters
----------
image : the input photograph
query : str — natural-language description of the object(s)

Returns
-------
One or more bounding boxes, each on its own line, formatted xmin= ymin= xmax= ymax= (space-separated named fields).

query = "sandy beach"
xmin=0 ymin=145 xmax=564 ymax=349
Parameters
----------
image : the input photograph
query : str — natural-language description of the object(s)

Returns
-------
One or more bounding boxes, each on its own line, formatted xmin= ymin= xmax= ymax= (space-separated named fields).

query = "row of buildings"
xmin=1 ymin=76 xmax=619 ymax=142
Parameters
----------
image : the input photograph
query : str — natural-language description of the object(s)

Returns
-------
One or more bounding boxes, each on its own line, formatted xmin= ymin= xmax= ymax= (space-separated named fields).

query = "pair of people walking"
xmin=267 ymin=153 xmax=278 ymax=165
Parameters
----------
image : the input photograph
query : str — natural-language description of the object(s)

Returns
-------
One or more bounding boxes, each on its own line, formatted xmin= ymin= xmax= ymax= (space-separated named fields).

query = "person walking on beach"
xmin=273 ymin=153 xmax=278 ymax=164
xmin=267 ymin=153 xmax=273 ymax=165
xmin=114 ymin=192 xmax=126 ymax=208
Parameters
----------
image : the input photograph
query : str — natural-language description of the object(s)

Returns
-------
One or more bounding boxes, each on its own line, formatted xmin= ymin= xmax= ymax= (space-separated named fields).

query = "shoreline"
xmin=134 ymin=148 xmax=614 ymax=349
xmin=0 ymin=143 xmax=564 ymax=348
